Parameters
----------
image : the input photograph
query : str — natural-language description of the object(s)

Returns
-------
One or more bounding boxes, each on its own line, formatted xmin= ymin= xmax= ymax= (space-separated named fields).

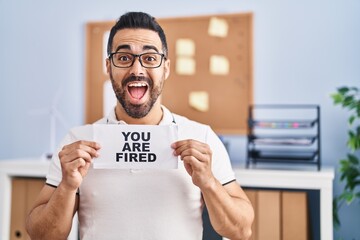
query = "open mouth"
xmin=127 ymin=82 xmax=149 ymax=100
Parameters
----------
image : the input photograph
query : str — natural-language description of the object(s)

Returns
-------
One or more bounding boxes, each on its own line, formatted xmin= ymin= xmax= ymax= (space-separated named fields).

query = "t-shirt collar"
xmin=106 ymin=105 xmax=174 ymax=125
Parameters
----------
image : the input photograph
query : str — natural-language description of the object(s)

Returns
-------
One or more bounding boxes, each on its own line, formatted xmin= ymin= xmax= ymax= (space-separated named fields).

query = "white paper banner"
xmin=93 ymin=124 xmax=178 ymax=169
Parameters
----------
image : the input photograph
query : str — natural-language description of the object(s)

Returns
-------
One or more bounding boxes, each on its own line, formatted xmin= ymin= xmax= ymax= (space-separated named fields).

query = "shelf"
xmin=246 ymin=104 xmax=321 ymax=170
xmin=250 ymin=120 xmax=317 ymax=129
xmin=249 ymin=135 xmax=317 ymax=146
xmin=249 ymin=149 xmax=319 ymax=161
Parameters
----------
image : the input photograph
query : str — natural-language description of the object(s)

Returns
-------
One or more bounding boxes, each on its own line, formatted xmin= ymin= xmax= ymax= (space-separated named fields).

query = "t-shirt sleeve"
xmin=46 ymin=133 xmax=74 ymax=187
xmin=205 ymin=126 xmax=236 ymax=185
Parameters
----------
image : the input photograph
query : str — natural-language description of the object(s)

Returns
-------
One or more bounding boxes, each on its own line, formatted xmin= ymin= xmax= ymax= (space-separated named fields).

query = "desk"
xmin=232 ymin=167 xmax=334 ymax=240
xmin=1 ymin=159 xmax=334 ymax=240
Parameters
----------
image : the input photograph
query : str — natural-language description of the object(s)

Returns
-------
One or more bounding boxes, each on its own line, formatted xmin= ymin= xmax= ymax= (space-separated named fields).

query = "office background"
xmin=0 ymin=0 xmax=359 ymax=239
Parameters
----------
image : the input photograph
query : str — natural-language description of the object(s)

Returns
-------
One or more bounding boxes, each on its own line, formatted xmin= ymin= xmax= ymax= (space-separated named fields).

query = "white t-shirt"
xmin=46 ymin=106 xmax=235 ymax=240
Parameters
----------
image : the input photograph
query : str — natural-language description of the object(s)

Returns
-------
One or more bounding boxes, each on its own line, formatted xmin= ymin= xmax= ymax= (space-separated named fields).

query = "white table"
xmin=1 ymin=159 xmax=334 ymax=240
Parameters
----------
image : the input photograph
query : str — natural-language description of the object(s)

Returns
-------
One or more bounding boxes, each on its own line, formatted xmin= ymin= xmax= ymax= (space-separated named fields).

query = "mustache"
xmin=122 ymin=75 xmax=152 ymax=87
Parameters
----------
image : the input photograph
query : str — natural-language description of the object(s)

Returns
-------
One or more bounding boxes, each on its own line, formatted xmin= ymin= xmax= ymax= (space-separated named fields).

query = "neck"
xmin=115 ymin=102 xmax=163 ymax=125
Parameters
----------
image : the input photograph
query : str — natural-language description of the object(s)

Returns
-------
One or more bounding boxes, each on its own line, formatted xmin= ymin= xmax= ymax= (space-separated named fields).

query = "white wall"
xmin=1 ymin=0 xmax=359 ymax=239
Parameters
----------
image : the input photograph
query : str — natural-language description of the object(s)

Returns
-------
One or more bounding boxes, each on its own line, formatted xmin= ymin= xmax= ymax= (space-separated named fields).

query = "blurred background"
xmin=0 ymin=0 xmax=359 ymax=239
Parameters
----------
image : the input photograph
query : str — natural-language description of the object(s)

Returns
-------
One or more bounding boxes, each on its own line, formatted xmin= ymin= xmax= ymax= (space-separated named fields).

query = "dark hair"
xmin=107 ymin=12 xmax=168 ymax=57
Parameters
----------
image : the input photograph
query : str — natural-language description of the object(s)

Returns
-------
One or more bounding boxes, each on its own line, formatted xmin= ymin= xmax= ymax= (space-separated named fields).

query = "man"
xmin=26 ymin=12 xmax=254 ymax=240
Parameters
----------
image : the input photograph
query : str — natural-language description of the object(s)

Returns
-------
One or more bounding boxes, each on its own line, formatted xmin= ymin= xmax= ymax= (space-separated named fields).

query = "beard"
xmin=110 ymin=72 xmax=164 ymax=119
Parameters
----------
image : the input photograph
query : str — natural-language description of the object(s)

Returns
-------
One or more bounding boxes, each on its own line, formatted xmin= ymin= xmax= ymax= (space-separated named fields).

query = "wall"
xmin=0 ymin=0 xmax=359 ymax=239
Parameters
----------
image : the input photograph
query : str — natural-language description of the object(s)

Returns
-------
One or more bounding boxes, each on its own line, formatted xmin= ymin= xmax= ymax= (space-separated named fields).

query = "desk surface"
xmin=234 ymin=166 xmax=334 ymax=190
xmin=0 ymin=158 xmax=334 ymax=180
xmin=0 ymin=158 xmax=50 ymax=176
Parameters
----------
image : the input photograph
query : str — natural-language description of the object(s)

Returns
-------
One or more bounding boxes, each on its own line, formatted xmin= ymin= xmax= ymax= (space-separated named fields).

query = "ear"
xmin=164 ymin=59 xmax=171 ymax=80
xmin=106 ymin=58 xmax=111 ymax=74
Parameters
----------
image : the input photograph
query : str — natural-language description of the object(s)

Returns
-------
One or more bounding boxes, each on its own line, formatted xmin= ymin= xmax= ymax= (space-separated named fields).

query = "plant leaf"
xmin=343 ymin=96 xmax=354 ymax=108
xmin=333 ymin=197 xmax=341 ymax=228
xmin=347 ymin=154 xmax=359 ymax=164
xmin=356 ymin=191 xmax=360 ymax=198
xmin=331 ymin=93 xmax=343 ymax=105
xmin=339 ymin=191 xmax=355 ymax=204
xmin=349 ymin=87 xmax=359 ymax=92
xmin=338 ymin=87 xmax=350 ymax=94
xmin=349 ymin=115 xmax=356 ymax=125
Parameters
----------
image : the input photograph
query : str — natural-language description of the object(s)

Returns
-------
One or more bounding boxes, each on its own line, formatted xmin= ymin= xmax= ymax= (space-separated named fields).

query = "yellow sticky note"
xmin=208 ymin=17 xmax=229 ymax=38
xmin=210 ymin=55 xmax=230 ymax=75
xmin=176 ymin=38 xmax=195 ymax=57
xmin=176 ymin=57 xmax=196 ymax=75
xmin=189 ymin=91 xmax=209 ymax=112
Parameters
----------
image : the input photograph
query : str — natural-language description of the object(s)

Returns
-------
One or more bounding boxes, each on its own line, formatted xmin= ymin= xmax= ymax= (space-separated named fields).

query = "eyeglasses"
xmin=109 ymin=52 xmax=166 ymax=69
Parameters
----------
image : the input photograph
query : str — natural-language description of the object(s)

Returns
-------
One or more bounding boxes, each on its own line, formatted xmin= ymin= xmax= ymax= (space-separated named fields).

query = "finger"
xmin=64 ymin=158 xmax=86 ymax=173
xmin=60 ymin=148 xmax=95 ymax=171
xmin=172 ymin=139 xmax=200 ymax=148
xmin=78 ymin=161 xmax=91 ymax=177
xmin=183 ymin=161 xmax=193 ymax=176
xmin=74 ymin=140 xmax=101 ymax=150
xmin=62 ymin=140 xmax=101 ymax=153
xmin=179 ymin=148 xmax=207 ymax=162
xmin=174 ymin=146 xmax=212 ymax=157
xmin=182 ymin=155 xmax=200 ymax=165
xmin=173 ymin=140 xmax=211 ymax=156
xmin=64 ymin=149 xmax=94 ymax=164
xmin=60 ymin=141 xmax=100 ymax=159
xmin=182 ymin=156 xmax=205 ymax=172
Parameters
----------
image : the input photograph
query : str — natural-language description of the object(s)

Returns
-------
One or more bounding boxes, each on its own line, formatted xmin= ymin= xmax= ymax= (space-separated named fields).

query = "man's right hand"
xmin=58 ymin=140 xmax=101 ymax=191
xmin=25 ymin=140 xmax=99 ymax=239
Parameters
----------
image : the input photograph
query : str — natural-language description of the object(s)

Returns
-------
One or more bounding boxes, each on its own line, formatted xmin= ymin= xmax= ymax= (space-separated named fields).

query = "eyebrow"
xmin=114 ymin=44 xmax=160 ymax=53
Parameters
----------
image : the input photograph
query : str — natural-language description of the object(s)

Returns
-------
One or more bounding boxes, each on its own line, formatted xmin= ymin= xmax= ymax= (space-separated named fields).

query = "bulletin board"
xmin=85 ymin=13 xmax=253 ymax=134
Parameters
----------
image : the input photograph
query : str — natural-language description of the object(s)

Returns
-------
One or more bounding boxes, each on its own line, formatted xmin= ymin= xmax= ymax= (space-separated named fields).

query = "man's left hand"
xmin=172 ymin=139 xmax=216 ymax=189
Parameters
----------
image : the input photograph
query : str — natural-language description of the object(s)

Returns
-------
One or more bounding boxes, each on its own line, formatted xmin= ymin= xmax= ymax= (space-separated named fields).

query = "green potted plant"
xmin=331 ymin=86 xmax=360 ymax=228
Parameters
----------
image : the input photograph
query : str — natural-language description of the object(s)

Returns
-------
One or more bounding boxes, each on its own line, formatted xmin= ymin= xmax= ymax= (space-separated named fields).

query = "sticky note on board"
xmin=176 ymin=38 xmax=195 ymax=57
xmin=210 ymin=55 xmax=230 ymax=75
xmin=189 ymin=91 xmax=209 ymax=112
xmin=176 ymin=57 xmax=196 ymax=75
xmin=208 ymin=17 xmax=229 ymax=38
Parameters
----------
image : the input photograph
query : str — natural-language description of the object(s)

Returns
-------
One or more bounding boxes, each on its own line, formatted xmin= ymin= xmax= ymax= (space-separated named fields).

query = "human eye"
xmin=113 ymin=52 xmax=132 ymax=63
xmin=116 ymin=53 xmax=132 ymax=62
xmin=142 ymin=53 xmax=158 ymax=63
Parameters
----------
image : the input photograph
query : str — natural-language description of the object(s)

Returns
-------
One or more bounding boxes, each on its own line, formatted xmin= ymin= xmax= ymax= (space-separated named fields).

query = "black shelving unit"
xmin=246 ymin=104 xmax=321 ymax=170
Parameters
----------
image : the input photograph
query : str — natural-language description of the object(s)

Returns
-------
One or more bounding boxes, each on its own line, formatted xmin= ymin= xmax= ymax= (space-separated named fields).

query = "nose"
xmin=129 ymin=56 xmax=145 ymax=76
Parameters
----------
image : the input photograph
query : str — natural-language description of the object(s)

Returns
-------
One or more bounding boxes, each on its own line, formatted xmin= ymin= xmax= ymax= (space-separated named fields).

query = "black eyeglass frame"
xmin=108 ymin=52 xmax=167 ymax=69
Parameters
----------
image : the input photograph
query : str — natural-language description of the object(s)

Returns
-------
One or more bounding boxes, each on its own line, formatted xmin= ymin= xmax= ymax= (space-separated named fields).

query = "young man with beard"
xmin=26 ymin=12 xmax=254 ymax=240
